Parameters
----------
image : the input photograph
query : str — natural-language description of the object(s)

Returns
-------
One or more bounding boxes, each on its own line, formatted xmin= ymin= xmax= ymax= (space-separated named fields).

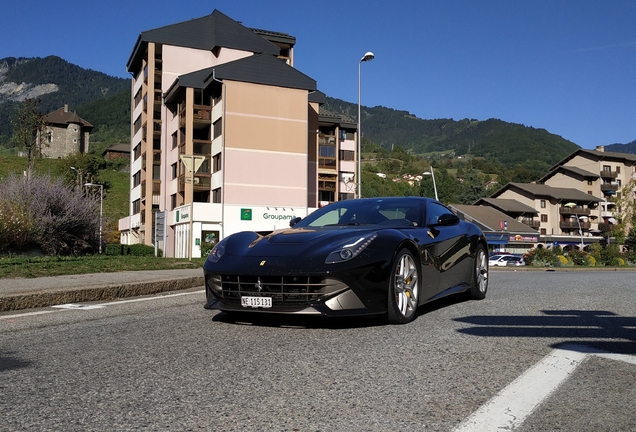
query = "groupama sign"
xmin=240 ymin=208 xmax=300 ymax=222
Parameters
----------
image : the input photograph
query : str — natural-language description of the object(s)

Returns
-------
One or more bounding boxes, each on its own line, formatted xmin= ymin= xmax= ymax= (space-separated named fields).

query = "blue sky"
xmin=4 ymin=0 xmax=635 ymax=149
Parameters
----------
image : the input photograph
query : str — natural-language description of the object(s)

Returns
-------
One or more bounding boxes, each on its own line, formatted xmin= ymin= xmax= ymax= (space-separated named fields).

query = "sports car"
xmin=203 ymin=197 xmax=488 ymax=324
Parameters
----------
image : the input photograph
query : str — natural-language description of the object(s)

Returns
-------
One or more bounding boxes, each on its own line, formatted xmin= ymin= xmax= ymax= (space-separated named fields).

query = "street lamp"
xmin=357 ymin=51 xmax=374 ymax=198
xmin=423 ymin=166 xmax=438 ymax=201
xmin=85 ymin=182 xmax=103 ymax=254
xmin=564 ymin=202 xmax=585 ymax=250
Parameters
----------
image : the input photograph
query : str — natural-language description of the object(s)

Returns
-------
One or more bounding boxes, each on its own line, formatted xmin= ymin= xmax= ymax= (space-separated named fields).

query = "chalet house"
xmin=39 ymin=105 xmax=93 ymax=158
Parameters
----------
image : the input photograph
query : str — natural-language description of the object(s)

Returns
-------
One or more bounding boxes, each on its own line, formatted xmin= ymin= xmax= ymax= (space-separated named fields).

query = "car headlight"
xmin=207 ymin=238 xmax=228 ymax=263
xmin=325 ymin=233 xmax=378 ymax=264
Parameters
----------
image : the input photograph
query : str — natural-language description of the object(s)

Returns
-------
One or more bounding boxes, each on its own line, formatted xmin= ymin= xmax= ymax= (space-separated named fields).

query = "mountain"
xmin=324 ymin=97 xmax=580 ymax=167
xmin=0 ymin=56 xmax=129 ymax=143
xmin=0 ymin=56 xmax=634 ymax=168
xmin=606 ymin=139 xmax=636 ymax=154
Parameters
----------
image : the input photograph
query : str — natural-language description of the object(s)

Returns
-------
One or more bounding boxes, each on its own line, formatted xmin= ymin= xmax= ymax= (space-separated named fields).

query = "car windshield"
xmin=295 ymin=198 xmax=423 ymax=228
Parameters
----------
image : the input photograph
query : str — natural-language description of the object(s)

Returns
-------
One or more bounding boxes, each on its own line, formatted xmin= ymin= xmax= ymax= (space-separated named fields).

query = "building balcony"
xmin=560 ymin=221 xmax=591 ymax=230
xmin=600 ymin=170 xmax=618 ymax=179
xmin=520 ymin=218 xmax=540 ymax=229
xmin=559 ymin=207 xmax=590 ymax=216
xmin=178 ymin=105 xmax=212 ymax=128
xmin=601 ymin=184 xmax=618 ymax=194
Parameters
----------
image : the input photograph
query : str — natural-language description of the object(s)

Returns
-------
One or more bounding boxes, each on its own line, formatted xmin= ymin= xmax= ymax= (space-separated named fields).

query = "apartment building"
xmin=476 ymin=146 xmax=636 ymax=249
xmin=118 ymin=10 xmax=358 ymax=258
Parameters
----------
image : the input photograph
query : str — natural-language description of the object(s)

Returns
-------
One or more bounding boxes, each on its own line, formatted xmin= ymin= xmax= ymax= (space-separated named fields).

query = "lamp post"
xmin=70 ymin=166 xmax=83 ymax=190
xmin=357 ymin=51 xmax=374 ymax=198
xmin=85 ymin=182 xmax=103 ymax=254
xmin=564 ymin=202 xmax=585 ymax=250
xmin=423 ymin=166 xmax=438 ymax=201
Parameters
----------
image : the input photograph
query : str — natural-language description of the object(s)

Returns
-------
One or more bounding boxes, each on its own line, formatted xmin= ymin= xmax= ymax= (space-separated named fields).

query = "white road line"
xmin=0 ymin=310 xmax=58 ymax=320
xmin=454 ymin=348 xmax=588 ymax=432
xmin=95 ymin=289 xmax=204 ymax=306
xmin=454 ymin=344 xmax=636 ymax=431
xmin=0 ymin=290 xmax=205 ymax=320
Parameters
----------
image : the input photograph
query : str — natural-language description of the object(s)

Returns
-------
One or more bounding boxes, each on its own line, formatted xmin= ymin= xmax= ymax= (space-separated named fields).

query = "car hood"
xmin=224 ymin=226 xmax=380 ymax=257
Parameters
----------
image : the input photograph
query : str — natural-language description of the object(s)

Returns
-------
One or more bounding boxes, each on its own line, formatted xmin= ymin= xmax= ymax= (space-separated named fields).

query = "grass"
xmin=0 ymin=255 xmax=207 ymax=279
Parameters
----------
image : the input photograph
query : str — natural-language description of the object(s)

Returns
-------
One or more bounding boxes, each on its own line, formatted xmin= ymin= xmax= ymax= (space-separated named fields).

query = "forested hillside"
xmin=1 ymin=56 xmax=634 ymax=168
xmin=324 ymin=97 xmax=580 ymax=166
xmin=0 ymin=56 xmax=129 ymax=143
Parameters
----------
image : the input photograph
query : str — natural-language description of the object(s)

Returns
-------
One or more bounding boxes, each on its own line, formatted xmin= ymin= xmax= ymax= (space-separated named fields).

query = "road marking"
xmin=95 ymin=289 xmax=204 ymax=306
xmin=454 ymin=344 xmax=636 ymax=432
xmin=0 ymin=310 xmax=57 ymax=320
xmin=0 ymin=290 xmax=204 ymax=320
xmin=52 ymin=304 xmax=106 ymax=310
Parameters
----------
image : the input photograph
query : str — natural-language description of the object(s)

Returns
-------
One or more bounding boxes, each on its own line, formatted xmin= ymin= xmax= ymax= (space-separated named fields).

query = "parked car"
xmin=505 ymin=256 xmax=526 ymax=266
xmin=203 ymin=197 xmax=489 ymax=324
xmin=488 ymin=254 xmax=516 ymax=267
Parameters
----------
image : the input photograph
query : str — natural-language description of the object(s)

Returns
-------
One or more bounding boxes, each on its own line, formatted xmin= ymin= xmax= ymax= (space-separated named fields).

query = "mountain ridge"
xmin=1 ymin=55 xmax=635 ymax=163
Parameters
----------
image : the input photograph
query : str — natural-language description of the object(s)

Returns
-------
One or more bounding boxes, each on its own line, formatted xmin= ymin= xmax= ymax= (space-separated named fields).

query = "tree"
xmin=11 ymin=99 xmax=46 ymax=181
xmin=609 ymin=178 xmax=636 ymax=245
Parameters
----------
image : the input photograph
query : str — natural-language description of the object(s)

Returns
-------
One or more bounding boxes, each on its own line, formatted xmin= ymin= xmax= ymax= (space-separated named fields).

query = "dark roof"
xmin=203 ymin=54 xmax=316 ymax=91
xmin=549 ymin=148 xmax=636 ymax=170
xmin=309 ymin=90 xmax=326 ymax=104
xmin=491 ymin=183 xmax=603 ymax=203
xmin=164 ymin=54 xmax=316 ymax=103
xmin=474 ymin=198 xmax=538 ymax=215
xmin=450 ymin=204 xmax=539 ymax=234
xmin=102 ymin=143 xmax=130 ymax=154
xmin=538 ymin=165 xmax=599 ymax=183
xmin=127 ymin=10 xmax=281 ymax=72
xmin=43 ymin=106 xmax=93 ymax=129
xmin=250 ymin=28 xmax=296 ymax=45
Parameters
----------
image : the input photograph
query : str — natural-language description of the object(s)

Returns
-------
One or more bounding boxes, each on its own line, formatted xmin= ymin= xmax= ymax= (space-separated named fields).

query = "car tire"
xmin=470 ymin=245 xmax=488 ymax=300
xmin=386 ymin=248 xmax=419 ymax=324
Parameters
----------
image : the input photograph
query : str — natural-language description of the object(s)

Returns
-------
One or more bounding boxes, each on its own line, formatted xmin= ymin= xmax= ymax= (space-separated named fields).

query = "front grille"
xmin=210 ymin=275 xmax=342 ymax=305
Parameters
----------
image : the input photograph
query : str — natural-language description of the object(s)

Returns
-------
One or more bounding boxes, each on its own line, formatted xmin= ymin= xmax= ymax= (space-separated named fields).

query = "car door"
xmin=424 ymin=202 xmax=473 ymax=294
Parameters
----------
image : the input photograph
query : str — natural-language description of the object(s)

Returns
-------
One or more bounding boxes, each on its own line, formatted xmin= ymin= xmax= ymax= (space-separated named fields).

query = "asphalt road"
xmin=1 ymin=271 xmax=635 ymax=431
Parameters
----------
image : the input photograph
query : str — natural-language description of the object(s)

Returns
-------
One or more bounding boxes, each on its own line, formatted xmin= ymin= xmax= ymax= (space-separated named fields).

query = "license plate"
xmin=241 ymin=296 xmax=272 ymax=308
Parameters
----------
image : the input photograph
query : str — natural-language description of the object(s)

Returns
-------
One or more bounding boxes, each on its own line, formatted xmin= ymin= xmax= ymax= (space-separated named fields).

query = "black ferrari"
xmin=203 ymin=197 xmax=488 ymax=324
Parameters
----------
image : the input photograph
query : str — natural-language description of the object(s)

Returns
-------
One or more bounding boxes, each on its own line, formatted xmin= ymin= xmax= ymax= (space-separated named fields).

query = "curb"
xmin=0 ymin=276 xmax=204 ymax=312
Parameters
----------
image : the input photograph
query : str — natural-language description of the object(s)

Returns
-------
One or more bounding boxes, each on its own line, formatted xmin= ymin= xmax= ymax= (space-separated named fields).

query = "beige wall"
xmin=223 ymin=81 xmax=308 ymax=207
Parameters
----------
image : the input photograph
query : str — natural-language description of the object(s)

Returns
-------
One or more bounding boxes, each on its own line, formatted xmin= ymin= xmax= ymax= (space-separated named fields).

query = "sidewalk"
xmin=0 ymin=268 xmax=204 ymax=312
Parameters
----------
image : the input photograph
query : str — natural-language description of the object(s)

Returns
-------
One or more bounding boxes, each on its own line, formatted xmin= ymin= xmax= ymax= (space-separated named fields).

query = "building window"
xmin=603 ymin=165 xmax=611 ymax=173
xmin=172 ymin=132 xmax=177 ymax=149
xmin=339 ymin=150 xmax=355 ymax=161
xmin=193 ymin=190 xmax=210 ymax=203
xmin=133 ymin=170 xmax=141 ymax=187
xmin=588 ymin=191 xmax=593 ymax=195
xmin=212 ymin=188 xmax=221 ymax=203
xmin=587 ymin=180 xmax=593 ymax=185
xmin=171 ymin=193 xmax=177 ymax=210
xmin=540 ymin=228 xmax=546 ymax=235
xmin=132 ymin=199 xmax=141 ymax=215
xmin=133 ymin=144 xmax=141 ymax=160
xmin=616 ymin=166 xmax=621 ymax=174
xmin=213 ymin=153 xmax=222 ymax=172
xmin=152 ymin=164 xmax=161 ymax=180
xmin=540 ymin=200 xmax=546 ymax=208
xmin=541 ymin=214 xmax=548 ymax=223
xmin=213 ymin=120 xmax=222 ymax=139
xmin=171 ymin=163 xmax=177 ymax=179
xmin=339 ymin=193 xmax=355 ymax=201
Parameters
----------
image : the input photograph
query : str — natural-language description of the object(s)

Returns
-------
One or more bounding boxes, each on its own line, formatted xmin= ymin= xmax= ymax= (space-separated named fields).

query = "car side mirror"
xmin=289 ymin=216 xmax=302 ymax=227
xmin=434 ymin=213 xmax=460 ymax=227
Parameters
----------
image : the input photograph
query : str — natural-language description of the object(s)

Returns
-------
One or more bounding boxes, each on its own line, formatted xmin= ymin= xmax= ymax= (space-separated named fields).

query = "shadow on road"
xmin=210 ymin=292 xmax=470 ymax=329
xmin=0 ymin=351 xmax=33 ymax=372
xmin=455 ymin=309 xmax=636 ymax=355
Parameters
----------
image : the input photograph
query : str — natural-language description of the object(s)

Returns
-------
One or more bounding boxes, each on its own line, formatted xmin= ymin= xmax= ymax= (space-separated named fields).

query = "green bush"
xmin=104 ymin=243 xmax=162 ymax=257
